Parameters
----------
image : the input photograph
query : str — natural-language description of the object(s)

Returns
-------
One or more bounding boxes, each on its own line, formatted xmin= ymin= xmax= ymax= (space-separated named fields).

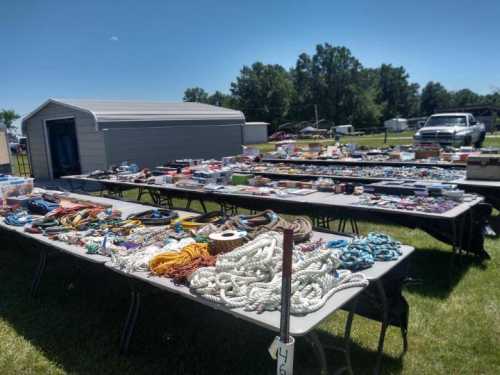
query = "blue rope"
xmin=366 ymin=232 xmax=402 ymax=261
xmin=340 ymin=238 xmax=375 ymax=271
xmin=29 ymin=199 xmax=59 ymax=213
xmin=5 ymin=212 xmax=33 ymax=226
xmin=325 ymin=232 xmax=402 ymax=270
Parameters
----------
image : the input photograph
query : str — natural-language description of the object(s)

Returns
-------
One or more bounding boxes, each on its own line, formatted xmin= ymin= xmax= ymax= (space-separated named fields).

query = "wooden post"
xmin=276 ymin=228 xmax=295 ymax=375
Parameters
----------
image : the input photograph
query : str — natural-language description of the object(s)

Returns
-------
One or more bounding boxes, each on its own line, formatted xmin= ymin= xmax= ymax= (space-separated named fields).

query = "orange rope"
xmin=149 ymin=243 xmax=210 ymax=275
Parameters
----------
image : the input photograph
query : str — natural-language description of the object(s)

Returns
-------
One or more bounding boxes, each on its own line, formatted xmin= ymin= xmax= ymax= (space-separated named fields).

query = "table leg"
xmin=305 ymin=331 xmax=328 ymax=375
xmin=341 ymin=218 xmax=347 ymax=233
xmin=457 ymin=214 xmax=465 ymax=258
xmin=199 ymin=199 xmax=208 ymax=214
xmin=340 ymin=297 xmax=358 ymax=375
xmin=166 ymin=195 xmax=174 ymax=209
xmin=449 ymin=218 xmax=458 ymax=281
xmin=374 ymin=280 xmax=389 ymax=375
xmin=136 ymin=187 xmax=144 ymax=202
xmin=307 ymin=297 xmax=359 ymax=375
xmin=120 ymin=285 xmax=142 ymax=355
xmin=31 ymin=248 xmax=48 ymax=297
xmin=467 ymin=209 xmax=474 ymax=256
xmin=349 ymin=219 xmax=360 ymax=235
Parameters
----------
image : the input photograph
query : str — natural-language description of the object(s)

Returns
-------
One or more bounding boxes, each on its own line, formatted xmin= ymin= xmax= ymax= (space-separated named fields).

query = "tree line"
xmin=184 ymin=43 xmax=500 ymax=130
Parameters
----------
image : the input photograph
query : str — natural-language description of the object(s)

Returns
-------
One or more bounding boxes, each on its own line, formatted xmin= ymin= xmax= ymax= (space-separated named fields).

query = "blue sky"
xmin=1 ymin=0 xmax=499 ymax=126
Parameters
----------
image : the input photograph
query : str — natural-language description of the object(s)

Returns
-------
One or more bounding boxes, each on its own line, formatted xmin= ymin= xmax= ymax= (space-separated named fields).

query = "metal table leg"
xmin=449 ymin=218 xmax=458 ymax=281
xmin=31 ymin=247 xmax=48 ymax=297
xmin=120 ymin=282 xmax=142 ymax=355
xmin=449 ymin=214 xmax=467 ymax=281
xmin=136 ymin=187 xmax=145 ymax=202
xmin=339 ymin=297 xmax=358 ymax=375
xmin=467 ymin=209 xmax=474 ymax=256
xmin=305 ymin=297 xmax=359 ymax=375
xmin=199 ymin=199 xmax=208 ymax=214
xmin=374 ymin=280 xmax=389 ymax=375
xmin=305 ymin=331 xmax=328 ymax=375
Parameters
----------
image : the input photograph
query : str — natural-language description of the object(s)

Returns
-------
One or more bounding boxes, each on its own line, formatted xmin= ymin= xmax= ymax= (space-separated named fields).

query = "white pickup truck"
xmin=414 ymin=113 xmax=486 ymax=148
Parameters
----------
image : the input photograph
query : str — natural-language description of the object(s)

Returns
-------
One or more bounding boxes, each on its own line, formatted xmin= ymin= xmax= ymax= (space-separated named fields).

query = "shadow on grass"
xmin=487 ymin=213 xmax=500 ymax=237
xmin=404 ymin=246 xmax=488 ymax=299
xmin=0 ymin=240 xmax=399 ymax=375
xmin=314 ymin=329 xmax=405 ymax=375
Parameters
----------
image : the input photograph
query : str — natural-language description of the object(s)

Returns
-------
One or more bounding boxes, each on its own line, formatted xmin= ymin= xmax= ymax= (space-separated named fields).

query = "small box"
xmin=415 ymin=148 xmax=440 ymax=159
xmin=467 ymin=155 xmax=500 ymax=181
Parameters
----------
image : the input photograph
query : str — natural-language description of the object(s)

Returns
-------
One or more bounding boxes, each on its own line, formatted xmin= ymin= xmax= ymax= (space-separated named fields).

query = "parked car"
xmin=414 ymin=113 xmax=486 ymax=148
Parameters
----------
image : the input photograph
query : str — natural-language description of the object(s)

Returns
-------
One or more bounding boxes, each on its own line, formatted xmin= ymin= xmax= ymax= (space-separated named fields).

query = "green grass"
xmin=10 ymin=153 xmax=31 ymax=177
xmin=1 ymin=191 xmax=499 ymax=374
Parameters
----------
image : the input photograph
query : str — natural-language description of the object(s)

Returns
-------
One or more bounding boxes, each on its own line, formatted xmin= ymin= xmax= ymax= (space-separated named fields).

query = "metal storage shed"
xmin=22 ymin=99 xmax=245 ymax=179
xmin=242 ymin=122 xmax=269 ymax=144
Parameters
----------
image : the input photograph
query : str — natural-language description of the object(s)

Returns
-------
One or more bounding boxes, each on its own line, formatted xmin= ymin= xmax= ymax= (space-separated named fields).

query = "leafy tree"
xmin=368 ymin=64 xmax=420 ymax=119
xmin=449 ymin=89 xmax=481 ymax=107
xmin=407 ymin=83 xmax=421 ymax=117
xmin=350 ymin=87 xmax=383 ymax=127
xmin=420 ymin=81 xmax=450 ymax=115
xmin=230 ymin=62 xmax=294 ymax=128
xmin=484 ymin=89 xmax=500 ymax=106
xmin=0 ymin=109 xmax=20 ymax=129
xmin=289 ymin=53 xmax=314 ymax=120
xmin=309 ymin=43 xmax=373 ymax=126
xmin=207 ymin=91 xmax=230 ymax=107
xmin=183 ymin=87 xmax=209 ymax=103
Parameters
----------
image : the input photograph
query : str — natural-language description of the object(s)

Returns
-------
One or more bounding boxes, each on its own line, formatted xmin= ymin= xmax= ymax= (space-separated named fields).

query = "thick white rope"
xmin=189 ymin=232 xmax=368 ymax=314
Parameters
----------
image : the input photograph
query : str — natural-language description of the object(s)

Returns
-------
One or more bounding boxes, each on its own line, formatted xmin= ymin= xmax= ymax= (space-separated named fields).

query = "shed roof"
xmin=245 ymin=122 xmax=270 ymax=126
xmin=23 ymin=98 xmax=245 ymax=125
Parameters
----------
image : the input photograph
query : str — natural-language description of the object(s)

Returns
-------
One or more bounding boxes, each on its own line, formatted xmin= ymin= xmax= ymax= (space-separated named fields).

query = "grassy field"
xmin=1 ymin=140 xmax=499 ymax=374
xmin=10 ymin=153 xmax=31 ymax=177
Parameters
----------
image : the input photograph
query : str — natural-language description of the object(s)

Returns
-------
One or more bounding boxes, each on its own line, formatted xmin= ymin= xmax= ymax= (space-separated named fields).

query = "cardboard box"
xmin=467 ymin=155 xmax=500 ymax=181
xmin=415 ymin=148 xmax=440 ymax=159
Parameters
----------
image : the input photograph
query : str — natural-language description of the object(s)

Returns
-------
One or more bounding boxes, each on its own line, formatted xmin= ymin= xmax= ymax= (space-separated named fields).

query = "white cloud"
xmin=109 ymin=36 xmax=119 ymax=41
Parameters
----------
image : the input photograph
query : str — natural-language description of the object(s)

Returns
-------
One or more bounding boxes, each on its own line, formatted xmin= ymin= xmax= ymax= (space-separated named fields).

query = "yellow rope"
xmin=149 ymin=243 xmax=209 ymax=275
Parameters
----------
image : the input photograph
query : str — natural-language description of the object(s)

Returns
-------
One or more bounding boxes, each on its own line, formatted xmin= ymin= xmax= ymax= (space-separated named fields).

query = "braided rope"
xmin=189 ymin=231 xmax=368 ymax=315
xmin=149 ymin=243 xmax=209 ymax=275
xmin=219 ymin=211 xmax=312 ymax=243
xmin=325 ymin=232 xmax=402 ymax=271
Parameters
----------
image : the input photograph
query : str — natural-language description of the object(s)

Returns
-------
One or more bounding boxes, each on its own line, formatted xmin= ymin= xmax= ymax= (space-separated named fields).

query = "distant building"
xmin=384 ymin=118 xmax=408 ymax=132
xmin=242 ymin=122 xmax=269 ymax=144
xmin=22 ymin=99 xmax=245 ymax=179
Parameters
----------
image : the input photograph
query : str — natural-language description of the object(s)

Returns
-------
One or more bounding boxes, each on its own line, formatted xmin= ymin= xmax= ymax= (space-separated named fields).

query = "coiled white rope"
xmin=189 ymin=232 xmax=368 ymax=314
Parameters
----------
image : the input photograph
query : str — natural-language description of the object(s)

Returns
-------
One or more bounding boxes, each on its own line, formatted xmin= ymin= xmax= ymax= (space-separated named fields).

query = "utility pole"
xmin=314 ymin=104 xmax=319 ymax=128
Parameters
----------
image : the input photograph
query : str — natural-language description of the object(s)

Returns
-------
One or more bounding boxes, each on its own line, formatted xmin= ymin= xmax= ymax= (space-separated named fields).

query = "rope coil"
xmin=189 ymin=231 xmax=368 ymax=314
xmin=325 ymin=232 xmax=402 ymax=271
